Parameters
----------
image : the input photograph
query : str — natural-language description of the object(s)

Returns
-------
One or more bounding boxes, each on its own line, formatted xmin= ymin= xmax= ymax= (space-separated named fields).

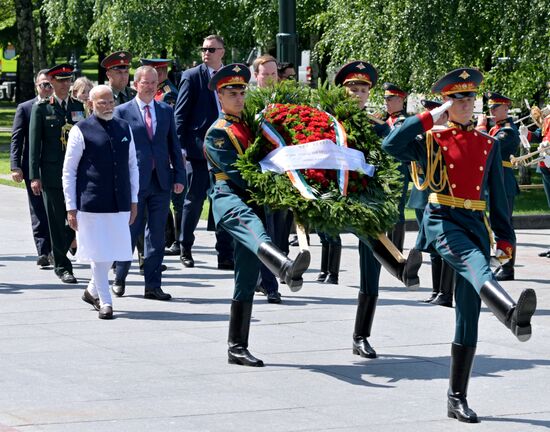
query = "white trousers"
xmin=86 ymin=261 xmax=112 ymax=307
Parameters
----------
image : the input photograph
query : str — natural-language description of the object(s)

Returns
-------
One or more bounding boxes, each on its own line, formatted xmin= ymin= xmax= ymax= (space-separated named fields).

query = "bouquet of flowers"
xmin=236 ymin=81 xmax=401 ymax=239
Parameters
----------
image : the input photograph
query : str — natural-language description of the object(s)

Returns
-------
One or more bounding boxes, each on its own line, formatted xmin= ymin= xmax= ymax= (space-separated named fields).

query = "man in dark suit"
xmin=29 ymin=64 xmax=85 ymax=283
xmin=10 ymin=69 xmax=53 ymax=267
xmin=112 ymin=65 xmax=186 ymax=300
xmin=174 ymin=34 xmax=233 ymax=270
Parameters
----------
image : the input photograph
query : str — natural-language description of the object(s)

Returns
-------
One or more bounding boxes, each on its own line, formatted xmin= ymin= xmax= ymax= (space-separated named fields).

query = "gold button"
xmin=484 ymin=150 xmax=487 ymax=155
xmin=464 ymin=199 xmax=472 ymax=209
xmin=487 ymin=139 xmax=491 ymax=144
xmin=436 ymin=133 xmax=441 ymax=138
xmin=452 ymin=130 xmax=457 ymax=135
xmin=449 ymin=163 xmax=454 ymax=169
xmin=443 ymin=146 xmax=448 ymax=151
xmin=452 ymin=184 xmax=456 ymax=188
xmin=479 ymin=166 xmax=483 ymax=171
xmin=474 ymin=132 xmax=478 ymax=136
xmin=476 ymin=186 xmax=480 ymax=190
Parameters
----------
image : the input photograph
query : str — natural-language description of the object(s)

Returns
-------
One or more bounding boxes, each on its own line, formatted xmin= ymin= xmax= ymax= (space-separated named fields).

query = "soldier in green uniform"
xmin=29 ymin=64 xmax=85 ymax=283
xmin=383 ymin=68 xmax=537 ymax=423
xmin=102 ymin=51 xmax=136 ymax=106
xmin=334 ymin=62 xmax=422 ymax=360
xmin=204 ymin=64 xmax=310 ymax=367
xmin=140 ymin=58 xmax=182 ymax=256
xmin=476 ymin=92 xmax=520 ymax=280
xmin=409 ymin=99 xmax=455 ymax=307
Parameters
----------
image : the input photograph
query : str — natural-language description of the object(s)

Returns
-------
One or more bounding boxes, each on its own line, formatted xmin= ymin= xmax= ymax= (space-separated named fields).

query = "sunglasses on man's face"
xmin=200 ymin=47 xmax=222 ymax=53
xmin=38 ymin=82 xmax=53 ymax=89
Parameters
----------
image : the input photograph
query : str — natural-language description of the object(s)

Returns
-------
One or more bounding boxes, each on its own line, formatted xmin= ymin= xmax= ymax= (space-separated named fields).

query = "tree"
xmin=14 ymin=0 xmax=35 ymax=101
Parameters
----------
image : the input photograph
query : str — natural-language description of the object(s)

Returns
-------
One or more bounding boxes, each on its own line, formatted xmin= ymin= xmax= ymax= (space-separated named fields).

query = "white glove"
xmin=430 ymin=99 xmax=453 ymax=123
xmin=544 ymin=155 xmax=550 ymax=168
xmin=519 ymin=125 xmax=529 ymax=138
xmin=495 ymin=248 xmax=511 ymax=265
xmin=519 ymin=125 xmax=530 ymax=149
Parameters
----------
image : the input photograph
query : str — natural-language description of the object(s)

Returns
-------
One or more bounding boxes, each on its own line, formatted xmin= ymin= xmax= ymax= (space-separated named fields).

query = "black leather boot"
xmin=424 ymin=255 xmax=441 ymax=302
xmin=316 ymin=243 xmax=329 ymax=282
xmin=479 ymin=280 xmax=536 ymax=342
xmin=495 ymin=249 xmax=515 ymax=281
xmin=447 ymin=343 xmax=479 ymax=423
xmin=258 ymin=242 xmax=310 ymax=292
xmin=370 ymin=239 xmax=422 ymax=288
xmin=325 ymin=244 xmax=341 ymax=285
xmin=228 ymin=300 xmax=264 ymax=367
xmin=352 ymin=293 xmax=378 ymax=358
xmin=431 ymin=260 xmax=455 ymax=307
xmin=388 ymin=221 xmax=405 ymax=253
xmin=165 ymin=211 xmax=175 ymax=248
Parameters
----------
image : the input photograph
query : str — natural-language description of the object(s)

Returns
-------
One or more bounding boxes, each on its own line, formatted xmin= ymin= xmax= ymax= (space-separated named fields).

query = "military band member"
xmin=334 ymin=61 xmax=422 ymax=359
xmin=409 ymin=99 xmax=455 ymax=307
xmin=101 ymin=51 xmax=136 ymax=106
xmin=476 ymin=92 xmax=520 ymax=280
xmin=382 ymin=82 xmax=409 ymax=252
xmin=29 ymin=64 xmax=85 ymax=283
xmin=383 ymin=67 xmax=537 ymax=423
xmin=204 ymin=64 xmax=310 ymax=367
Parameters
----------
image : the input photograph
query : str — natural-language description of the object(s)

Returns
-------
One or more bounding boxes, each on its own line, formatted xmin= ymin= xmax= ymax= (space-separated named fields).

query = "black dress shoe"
xmin=288 ymin=235 xmax=299 ymax=247
xmin=495 ymin=267 xmax=514 ymax=281
xmin=82 ymin=289 xmax=100 ymax=311
xmin=180 ymin=250 xmax=194 ymax=268
xmin=144 ymin=288 xmax=172 ymax=301
xmin=352 ymin=337 xmax=377 ymax=358
xmin=422 ymin=292 xmax=438 ymax=303
xmin=538 ymin=249 xmax=550 ymax=257
xmin=165 ymin=242 xmax=180 ymax=256
xmin=98 ymin=305 xmax=113 ymax=320
xmin=69 ymin=247 xmax=77 ymax=256
xmin=218 ymin=259 xmax=234 ymax=270
xmin=267 ymin=291 xmax=282 ymax=304
xmin=36 ymin=255 xmax=51 ymax=267
xmin=59 ymin=272 xmax=77 ymax=284
xmin=112 ymin=279 xmax=125 ymax=297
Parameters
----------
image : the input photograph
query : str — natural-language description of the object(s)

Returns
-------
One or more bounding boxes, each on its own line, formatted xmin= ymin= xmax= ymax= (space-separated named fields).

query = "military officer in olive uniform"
xmin=140 ymin=58 xmax=182 ymax=255
xmin=334 ymin=62 xmax=422 ymax=360
xmin=383 ymin=68 xmax=537 ymax=423
xmin=476 ymin=91 xmax=520 ymax=280
xmin=29 ymin=64 xmax=85 ymax=283
xmin=381 ymin=83 xmax=410 ymax=253
xmin=204 ymin=64 xmax=310 ymax=368
xmin=102 ymin=51 xmax=136 ymax=106
xmin=409 ymin=99 xmax=455 ymax=307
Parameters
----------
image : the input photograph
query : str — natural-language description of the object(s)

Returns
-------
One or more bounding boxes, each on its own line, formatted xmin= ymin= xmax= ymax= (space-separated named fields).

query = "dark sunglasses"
xmin=200 ymin=47 xmax=222 ymax=53
xmin=38 ymin=82 xmax=53 ymax=89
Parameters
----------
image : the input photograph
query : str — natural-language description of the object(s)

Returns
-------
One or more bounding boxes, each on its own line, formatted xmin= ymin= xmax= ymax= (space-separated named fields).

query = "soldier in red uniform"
xmin=383 ymin=68 xmax=537 ymax=423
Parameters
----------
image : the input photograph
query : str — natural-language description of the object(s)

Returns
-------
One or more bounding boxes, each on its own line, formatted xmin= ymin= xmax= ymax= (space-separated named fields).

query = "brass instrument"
xmin=515 ymin=105 xmax=550 ymax=128
xmin=510 ymin=141 xmax=550 ymax=167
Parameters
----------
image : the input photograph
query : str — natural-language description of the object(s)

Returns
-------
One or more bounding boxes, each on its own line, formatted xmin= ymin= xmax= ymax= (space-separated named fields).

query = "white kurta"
xmin=62 ymin=121 xmax=139 ymax=263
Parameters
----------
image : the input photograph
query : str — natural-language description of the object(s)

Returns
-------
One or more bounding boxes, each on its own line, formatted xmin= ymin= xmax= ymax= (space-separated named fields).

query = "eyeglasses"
xmin=200 ymin=47 xmax=223 ymax=53
xmin=38 ymin=82 xmax=52 ymax=89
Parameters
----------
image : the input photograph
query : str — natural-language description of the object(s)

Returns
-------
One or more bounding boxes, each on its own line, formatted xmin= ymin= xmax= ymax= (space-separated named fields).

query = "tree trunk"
xmin=38 ymin=0 xmax=49 ymax=69
xmin=14 ymin=0 xmax=36 ymax=102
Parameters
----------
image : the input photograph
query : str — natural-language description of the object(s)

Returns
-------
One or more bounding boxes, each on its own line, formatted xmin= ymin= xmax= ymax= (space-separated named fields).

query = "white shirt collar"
xmin=136 ymin=96 xmax=154 ymax=110
xmin=54 ymin=94 xmax=69 ymax=106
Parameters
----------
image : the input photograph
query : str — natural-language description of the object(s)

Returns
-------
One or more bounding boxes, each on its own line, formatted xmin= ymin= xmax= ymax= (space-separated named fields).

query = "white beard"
xmin=96 ymin=111 xmax=114 ymax=121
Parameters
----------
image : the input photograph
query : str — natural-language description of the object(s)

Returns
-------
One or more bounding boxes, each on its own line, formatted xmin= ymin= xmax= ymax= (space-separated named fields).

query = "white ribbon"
xmin=259 ymin=139 xmax=376 ymax=176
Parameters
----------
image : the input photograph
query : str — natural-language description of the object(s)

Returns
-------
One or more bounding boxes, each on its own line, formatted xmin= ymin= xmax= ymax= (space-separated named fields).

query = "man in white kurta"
xmin=62 ymin=85 xmax=139 ymax=319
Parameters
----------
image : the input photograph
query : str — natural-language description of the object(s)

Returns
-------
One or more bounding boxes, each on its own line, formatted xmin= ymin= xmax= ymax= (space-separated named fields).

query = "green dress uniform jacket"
xmin=112 ymin=86 xmax=137 ymax=106
xmin=205 ymin=113 xmax=271 ymax=302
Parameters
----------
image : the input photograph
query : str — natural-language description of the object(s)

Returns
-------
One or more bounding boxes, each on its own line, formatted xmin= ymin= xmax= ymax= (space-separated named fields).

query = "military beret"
xmin=208 ymin=63 xmax=250 ymax=91
xmin=334 ymin=61 xmax=378 ymax=88
xmin=431 ymin=68 xmax=483 ymax=99
xmin=47 ymin=63 xmax=74 ymax=80
xmin=383 ymin=82 xmax=407 ymax=98
xmin=101 ymin=51 xmax=132 ymax=70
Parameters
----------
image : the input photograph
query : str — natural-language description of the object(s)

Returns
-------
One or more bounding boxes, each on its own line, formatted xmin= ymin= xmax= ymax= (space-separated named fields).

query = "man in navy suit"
xmin=10 ymin=69 xmax=53 ymax=267
xmin=174 ymin=34 xmax=234 ymax=270
xmin=113 ymin=65 xmax=186 ymax=300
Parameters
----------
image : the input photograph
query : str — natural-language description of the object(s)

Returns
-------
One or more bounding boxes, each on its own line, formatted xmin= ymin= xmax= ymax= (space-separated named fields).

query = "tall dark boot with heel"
xmin=228 ymin=300 xmax=264 ymax=367
xmin=352 ymin=293 xmax=378 ymax=358
xmin=370 ymin=238 xmax=422 ymax=288
xmin=447 ymin=343 xmax=479 ymax=423
xmin=431 ymin=261 xmax=454 ymax=307
xmin=424 ymin=255 xmax=441 ymax=302
xmin=479 ymin=280 xmax=536 ymax=342
xmin=325 ymin=244 xmax=341 ymax=285
xmin=495 ymin=248 xmax=515 ymax=281
xmin=258 ymin=242 xmax=310 ymax=292
xmin=316 ymin=243 xmax=329 ymax=282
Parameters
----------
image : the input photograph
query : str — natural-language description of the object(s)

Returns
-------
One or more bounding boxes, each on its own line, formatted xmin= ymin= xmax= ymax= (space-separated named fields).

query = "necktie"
xmin=61 ymin=100 xmax=66 ymax=111
xmin=144 ymin=105 xmax=153 ymax=140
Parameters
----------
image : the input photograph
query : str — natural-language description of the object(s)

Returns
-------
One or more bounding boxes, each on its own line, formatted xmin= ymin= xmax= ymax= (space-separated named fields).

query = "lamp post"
xmin=276 ymin=0 xmax=299 ymax=79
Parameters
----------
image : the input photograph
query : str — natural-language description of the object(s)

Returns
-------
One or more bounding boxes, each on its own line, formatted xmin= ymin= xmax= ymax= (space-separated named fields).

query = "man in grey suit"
xmin=112 ymin=65 xmax=186 ymax=300
xmin=174 ymin=34 xmax=234 ymax=270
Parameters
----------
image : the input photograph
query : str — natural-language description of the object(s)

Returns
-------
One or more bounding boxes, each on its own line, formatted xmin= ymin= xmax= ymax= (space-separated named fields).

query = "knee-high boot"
xmin=479 ymin=280 xmax=536 ymax=342
xmin=431 ymin=261 xmax=455 ymax=307
xmin=228 ymin=300 xmax=264 ymax=367
xmin=424 ymin=255 xmax=442 ymax=302
xmin=352 ymin=293 xmax=378 ymax=358
xmin=317 ymin=243 xmax=329 ymax=282
xmin=388 ymin=221 xmax=405 ymax=253
xmin=495 ymin=248 xmax=515 ymax=281
xmin=447 ymin=343 xmax=479 ymax=423
xmin=370 ymin=237 xmax=422 ymax=288
xmin=325 ymin=244 xmax=341 ymax=285
xmin=258 ymin=242 xmax=310 ymax=292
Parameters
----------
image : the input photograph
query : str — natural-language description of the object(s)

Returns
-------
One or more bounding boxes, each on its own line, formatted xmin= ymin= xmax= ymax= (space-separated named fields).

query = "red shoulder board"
xmin=433 ymin=127 xmax=494 ymax=200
